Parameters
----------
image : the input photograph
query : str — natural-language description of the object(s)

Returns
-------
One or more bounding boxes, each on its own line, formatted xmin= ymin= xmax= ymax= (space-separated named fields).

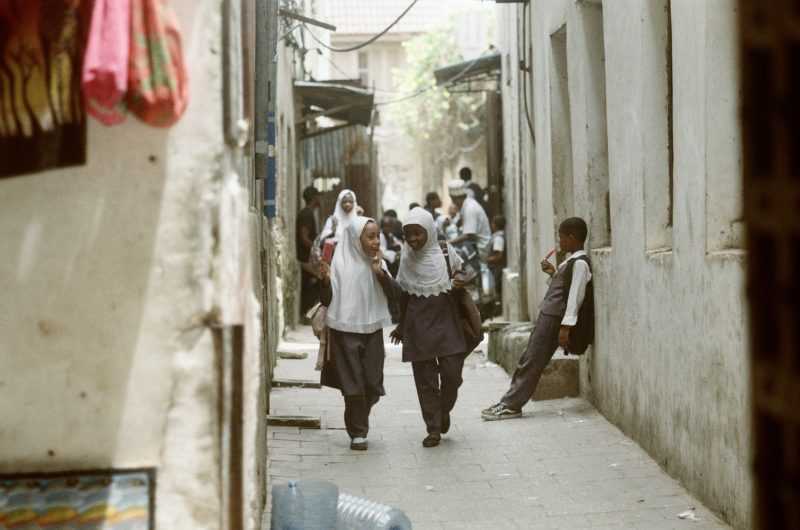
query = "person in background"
xmin=318 ymin=217 xmax=395 ymax=451
xmin=409 ymin=202 xmax=421 ymax=212
xmin=440 ymin=203 xmax=461 ymax=241
xmin=383 ymin=209 xmax=405 ymax=241
xmin=320 ymin=189 xmax=358 ymax=243
xmin=380 ymin=215 xmax=402 ymax=277
xmin=447 ymin=179 xmax=492 ymax=261
xmin=459 ymin=166 xmax=490 ymax=216
xmin=391 ymin=208 xmax=469 ymax=448
xmin=487 ymin=215 xmax=507 ymax=307
xmin=296 ymin=186 xmax=322 ymax=317
xmin=481 ymin=218 xmax=594 ymax=421
xmin=424 ymin=192 xmax=442 ymax=221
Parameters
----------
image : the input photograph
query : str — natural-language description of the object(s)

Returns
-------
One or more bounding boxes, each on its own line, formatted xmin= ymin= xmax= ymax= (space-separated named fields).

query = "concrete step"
xmin=487 ymin=321 xmax=579 ymax=401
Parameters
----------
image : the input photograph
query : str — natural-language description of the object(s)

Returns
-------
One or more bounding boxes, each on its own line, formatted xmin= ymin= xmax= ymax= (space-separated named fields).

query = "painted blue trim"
xmin=265 ymin=112 xmax=277 ymax=218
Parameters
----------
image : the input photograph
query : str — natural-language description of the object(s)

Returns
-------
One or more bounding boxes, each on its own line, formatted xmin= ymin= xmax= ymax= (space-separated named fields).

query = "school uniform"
xmin=499 ymin=251 xmax=592 ymax=410
xmin=320 ymin=216 xmax=393 ymax=443
xmin=400 ymin=292 xmax=467 ymax=435
xmin=397 ymin=208 xmax=470 ymax=438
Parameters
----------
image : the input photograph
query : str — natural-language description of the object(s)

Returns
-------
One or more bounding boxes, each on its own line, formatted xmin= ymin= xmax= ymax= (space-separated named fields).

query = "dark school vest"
xmin=539 ymin=255 xmax=595 ymax=355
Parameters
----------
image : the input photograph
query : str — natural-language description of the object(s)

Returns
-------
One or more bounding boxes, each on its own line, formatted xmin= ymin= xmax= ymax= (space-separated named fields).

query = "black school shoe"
xmin=350 ymin=437 xmax=368 ymax=451
xmin=422 ymin=434 xmax=441 ymax=448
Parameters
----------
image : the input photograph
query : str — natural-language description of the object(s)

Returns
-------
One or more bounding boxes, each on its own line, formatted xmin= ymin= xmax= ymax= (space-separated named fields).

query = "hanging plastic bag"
xmin=127 ymin=0 xmax=188 ymax=127
xmin=82 ymin=0 xmax=131 ymax=125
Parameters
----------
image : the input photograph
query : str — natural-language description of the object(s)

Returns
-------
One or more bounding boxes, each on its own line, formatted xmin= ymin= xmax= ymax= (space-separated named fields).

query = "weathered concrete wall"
xmin=0 ymin=2 xmax=264 ymax=528
xmin=500 ymin=0 xmax=750 ymax=527
xmin=275 ymin=38 xmax=302 ymax=330
xmin=496 ymin=3 xmax=534 ymax=321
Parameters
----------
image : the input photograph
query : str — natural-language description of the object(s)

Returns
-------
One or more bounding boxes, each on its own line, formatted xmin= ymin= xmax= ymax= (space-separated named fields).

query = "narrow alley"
xmin=266 ymin=328 xmax=728 ymax=530
xmin=2 ymin=1 xmax=798 ymax=529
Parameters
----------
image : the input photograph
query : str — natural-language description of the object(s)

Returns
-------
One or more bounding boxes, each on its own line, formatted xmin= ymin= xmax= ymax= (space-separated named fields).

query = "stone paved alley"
xmin=264 ymin=328 xmax=729 ymax=530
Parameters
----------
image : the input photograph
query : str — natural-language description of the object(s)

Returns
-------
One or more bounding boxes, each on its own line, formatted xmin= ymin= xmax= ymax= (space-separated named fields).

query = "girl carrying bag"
xmin=440 ymin=242 xmax=484 ymax=353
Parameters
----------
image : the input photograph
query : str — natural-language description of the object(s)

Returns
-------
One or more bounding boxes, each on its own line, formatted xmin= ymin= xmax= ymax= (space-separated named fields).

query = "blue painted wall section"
xmin=265 ymin=111 xmax=277 ymax=218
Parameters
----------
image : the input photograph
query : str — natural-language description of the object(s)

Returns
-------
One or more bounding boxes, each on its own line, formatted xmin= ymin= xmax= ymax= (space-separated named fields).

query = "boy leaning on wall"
xmin=481 ymin=217 xmax=595 ymax=421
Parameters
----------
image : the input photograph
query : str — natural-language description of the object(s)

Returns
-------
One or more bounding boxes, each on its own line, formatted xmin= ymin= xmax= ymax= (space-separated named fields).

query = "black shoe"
xmin=441 ymin=413 xmax=451 ymax=435
xmin=350 ymin=437 xmax=368 ymax=451
xmin=422 ymin=434 xmax=441 ymax=448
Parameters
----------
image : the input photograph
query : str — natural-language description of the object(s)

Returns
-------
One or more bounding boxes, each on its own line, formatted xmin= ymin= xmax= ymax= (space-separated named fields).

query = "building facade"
xmin=0 ymin=2 xmax=268 ymax=528
xmin=496 ymin=1 xmax=749 ymax=527
xmin=319 ymin=0 xmax=494 ymax=215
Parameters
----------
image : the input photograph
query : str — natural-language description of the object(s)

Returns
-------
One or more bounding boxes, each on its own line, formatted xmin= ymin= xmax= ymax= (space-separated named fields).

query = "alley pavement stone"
xmin=265 ymin=327 xmax=729 ymax=530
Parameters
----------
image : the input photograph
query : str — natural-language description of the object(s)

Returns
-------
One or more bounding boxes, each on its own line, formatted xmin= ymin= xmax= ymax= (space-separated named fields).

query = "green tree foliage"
xmin=391 ymin=28 xmax=484 ymax=156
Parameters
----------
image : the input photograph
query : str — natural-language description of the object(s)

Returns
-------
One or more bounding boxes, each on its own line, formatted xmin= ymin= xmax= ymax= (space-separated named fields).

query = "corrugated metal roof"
xmin=327 ymin=0 xmax=461 ymax=35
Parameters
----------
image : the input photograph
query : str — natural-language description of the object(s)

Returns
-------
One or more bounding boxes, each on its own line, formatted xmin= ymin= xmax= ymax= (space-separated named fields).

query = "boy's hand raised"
xmin=541 ymin=259 xmax=556 ymax=276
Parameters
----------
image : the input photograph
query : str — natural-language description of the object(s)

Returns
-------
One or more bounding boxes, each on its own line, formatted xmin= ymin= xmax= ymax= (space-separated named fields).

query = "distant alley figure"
xmin=320 ymin=189 xmax=358 ymax=243
xmin=296 ymin=186 xmax=321 ymax=316
xmin=482 ymin=217 xmax=595 ymax=420
xmin=392 ymin=207 xmax=470 ymax=448
xmin=319 ymin=216 xmax=394 ymax=451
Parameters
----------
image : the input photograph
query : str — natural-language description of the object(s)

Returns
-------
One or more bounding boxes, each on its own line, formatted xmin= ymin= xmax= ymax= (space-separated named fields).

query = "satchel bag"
xmin=306 ymin=302 xmax=331 ymax=370
xmin=563 ymin=256 xmax=595 ymax=355
xmin=440 ymin=242 xmax=484 ymax=353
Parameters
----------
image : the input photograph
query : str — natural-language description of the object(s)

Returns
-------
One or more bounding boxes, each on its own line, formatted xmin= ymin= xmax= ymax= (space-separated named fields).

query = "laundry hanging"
xmin=127 ymin=0 xmax=188 ymax=128
xmin=82 ymin=0 xmax=131 ymax=125
xmin=0 ymin=0 xmax=90 ymax=179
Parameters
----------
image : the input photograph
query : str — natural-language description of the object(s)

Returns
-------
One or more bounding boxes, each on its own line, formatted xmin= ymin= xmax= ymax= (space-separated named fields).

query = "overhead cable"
xmin=374 ymin=48 xmax=497 ymax=108
xmin=304 ymin=0 xmax=421 ymax=53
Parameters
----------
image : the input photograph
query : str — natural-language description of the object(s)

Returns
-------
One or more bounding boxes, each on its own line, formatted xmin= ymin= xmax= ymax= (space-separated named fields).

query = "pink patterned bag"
xmin=127 ymin=0 xmax=188 ymax=127
xmin=82 ymin=0 xmax=131 ymax=125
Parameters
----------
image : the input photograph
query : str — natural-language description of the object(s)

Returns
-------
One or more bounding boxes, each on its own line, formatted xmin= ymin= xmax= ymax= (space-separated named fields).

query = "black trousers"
xmin=344 ymin=394 xmax=379 ymax=439
xmin=321 ymin=329 xmax=386 ymax=440
xmin=412 ymin=354 xmax=466 ymax=435
xmin=300 ymin=269 xmax=319 ymax=316
xmin=500 ymin=313 xmax=561 ymax=410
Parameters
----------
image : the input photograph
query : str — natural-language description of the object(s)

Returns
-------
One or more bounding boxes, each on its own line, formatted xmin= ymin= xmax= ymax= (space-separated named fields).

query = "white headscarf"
xmin=321 ymin=189 xmax=358 ymax=240
xmin=326 ymin=216 xmax=393 ymax=334
xmin=397 ymin=207 xmax=461 ymax=297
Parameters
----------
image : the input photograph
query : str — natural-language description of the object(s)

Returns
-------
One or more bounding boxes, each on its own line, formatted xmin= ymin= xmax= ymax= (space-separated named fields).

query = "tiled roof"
xmin=326 ymin=0 xmax=462 ymax=35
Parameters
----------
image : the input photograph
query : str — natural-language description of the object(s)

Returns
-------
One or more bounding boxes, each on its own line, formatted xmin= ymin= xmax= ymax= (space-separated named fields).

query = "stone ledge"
xmin=487 ymin=321 xmax=579 ymax=401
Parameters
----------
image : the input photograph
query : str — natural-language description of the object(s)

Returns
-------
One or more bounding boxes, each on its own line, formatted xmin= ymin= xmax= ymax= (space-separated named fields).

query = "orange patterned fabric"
xmin=127 ymin=0 xmax=188 ymax=128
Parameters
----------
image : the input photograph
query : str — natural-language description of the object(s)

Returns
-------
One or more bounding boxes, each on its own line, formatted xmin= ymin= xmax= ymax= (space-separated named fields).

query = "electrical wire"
xmin=304 ymin=0 xmax=421 ymax=53
xmin=373 ymin=48 xmax=497 ymax=107
xmin=521 ymin=1 xmax=536 ymax=143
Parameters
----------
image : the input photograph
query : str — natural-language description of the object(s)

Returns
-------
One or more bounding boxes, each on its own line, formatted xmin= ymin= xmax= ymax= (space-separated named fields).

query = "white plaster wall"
xmin=275 ymin=39 xmax=301 ymax=330
xmin=516 ymin=0 xmax=750 ymax=527
xmin=0 ymin=1 xmax=263 ymax=528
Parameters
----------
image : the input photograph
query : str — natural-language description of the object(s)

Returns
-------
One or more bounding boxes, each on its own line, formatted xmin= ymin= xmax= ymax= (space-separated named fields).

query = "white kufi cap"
xmin=447 ymin=179 xmax=467 ymax=197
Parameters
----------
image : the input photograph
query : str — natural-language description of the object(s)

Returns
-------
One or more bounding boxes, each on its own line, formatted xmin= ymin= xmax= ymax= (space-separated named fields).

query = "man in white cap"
xmin=448 ymin=179 xmax=492 ymax=260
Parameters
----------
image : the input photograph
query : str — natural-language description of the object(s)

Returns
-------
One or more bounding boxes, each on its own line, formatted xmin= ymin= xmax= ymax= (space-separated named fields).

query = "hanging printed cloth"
xmin=82 ymin=0 xmax=130 ymax=125
xmin=127 ymin=0 xmax=188 ymax=127
xmin=0 ymin=0 xmax=90 ymax=178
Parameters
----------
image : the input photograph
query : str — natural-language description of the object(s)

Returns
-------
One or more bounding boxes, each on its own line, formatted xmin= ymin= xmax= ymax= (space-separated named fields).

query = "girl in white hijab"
xmin=320 ymin=189 xmax=358 ymax=242
xmin=319 ymin=215 xmax=395 ymax=451
xmin=391 ymin=207 xmax=469 ymax=448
